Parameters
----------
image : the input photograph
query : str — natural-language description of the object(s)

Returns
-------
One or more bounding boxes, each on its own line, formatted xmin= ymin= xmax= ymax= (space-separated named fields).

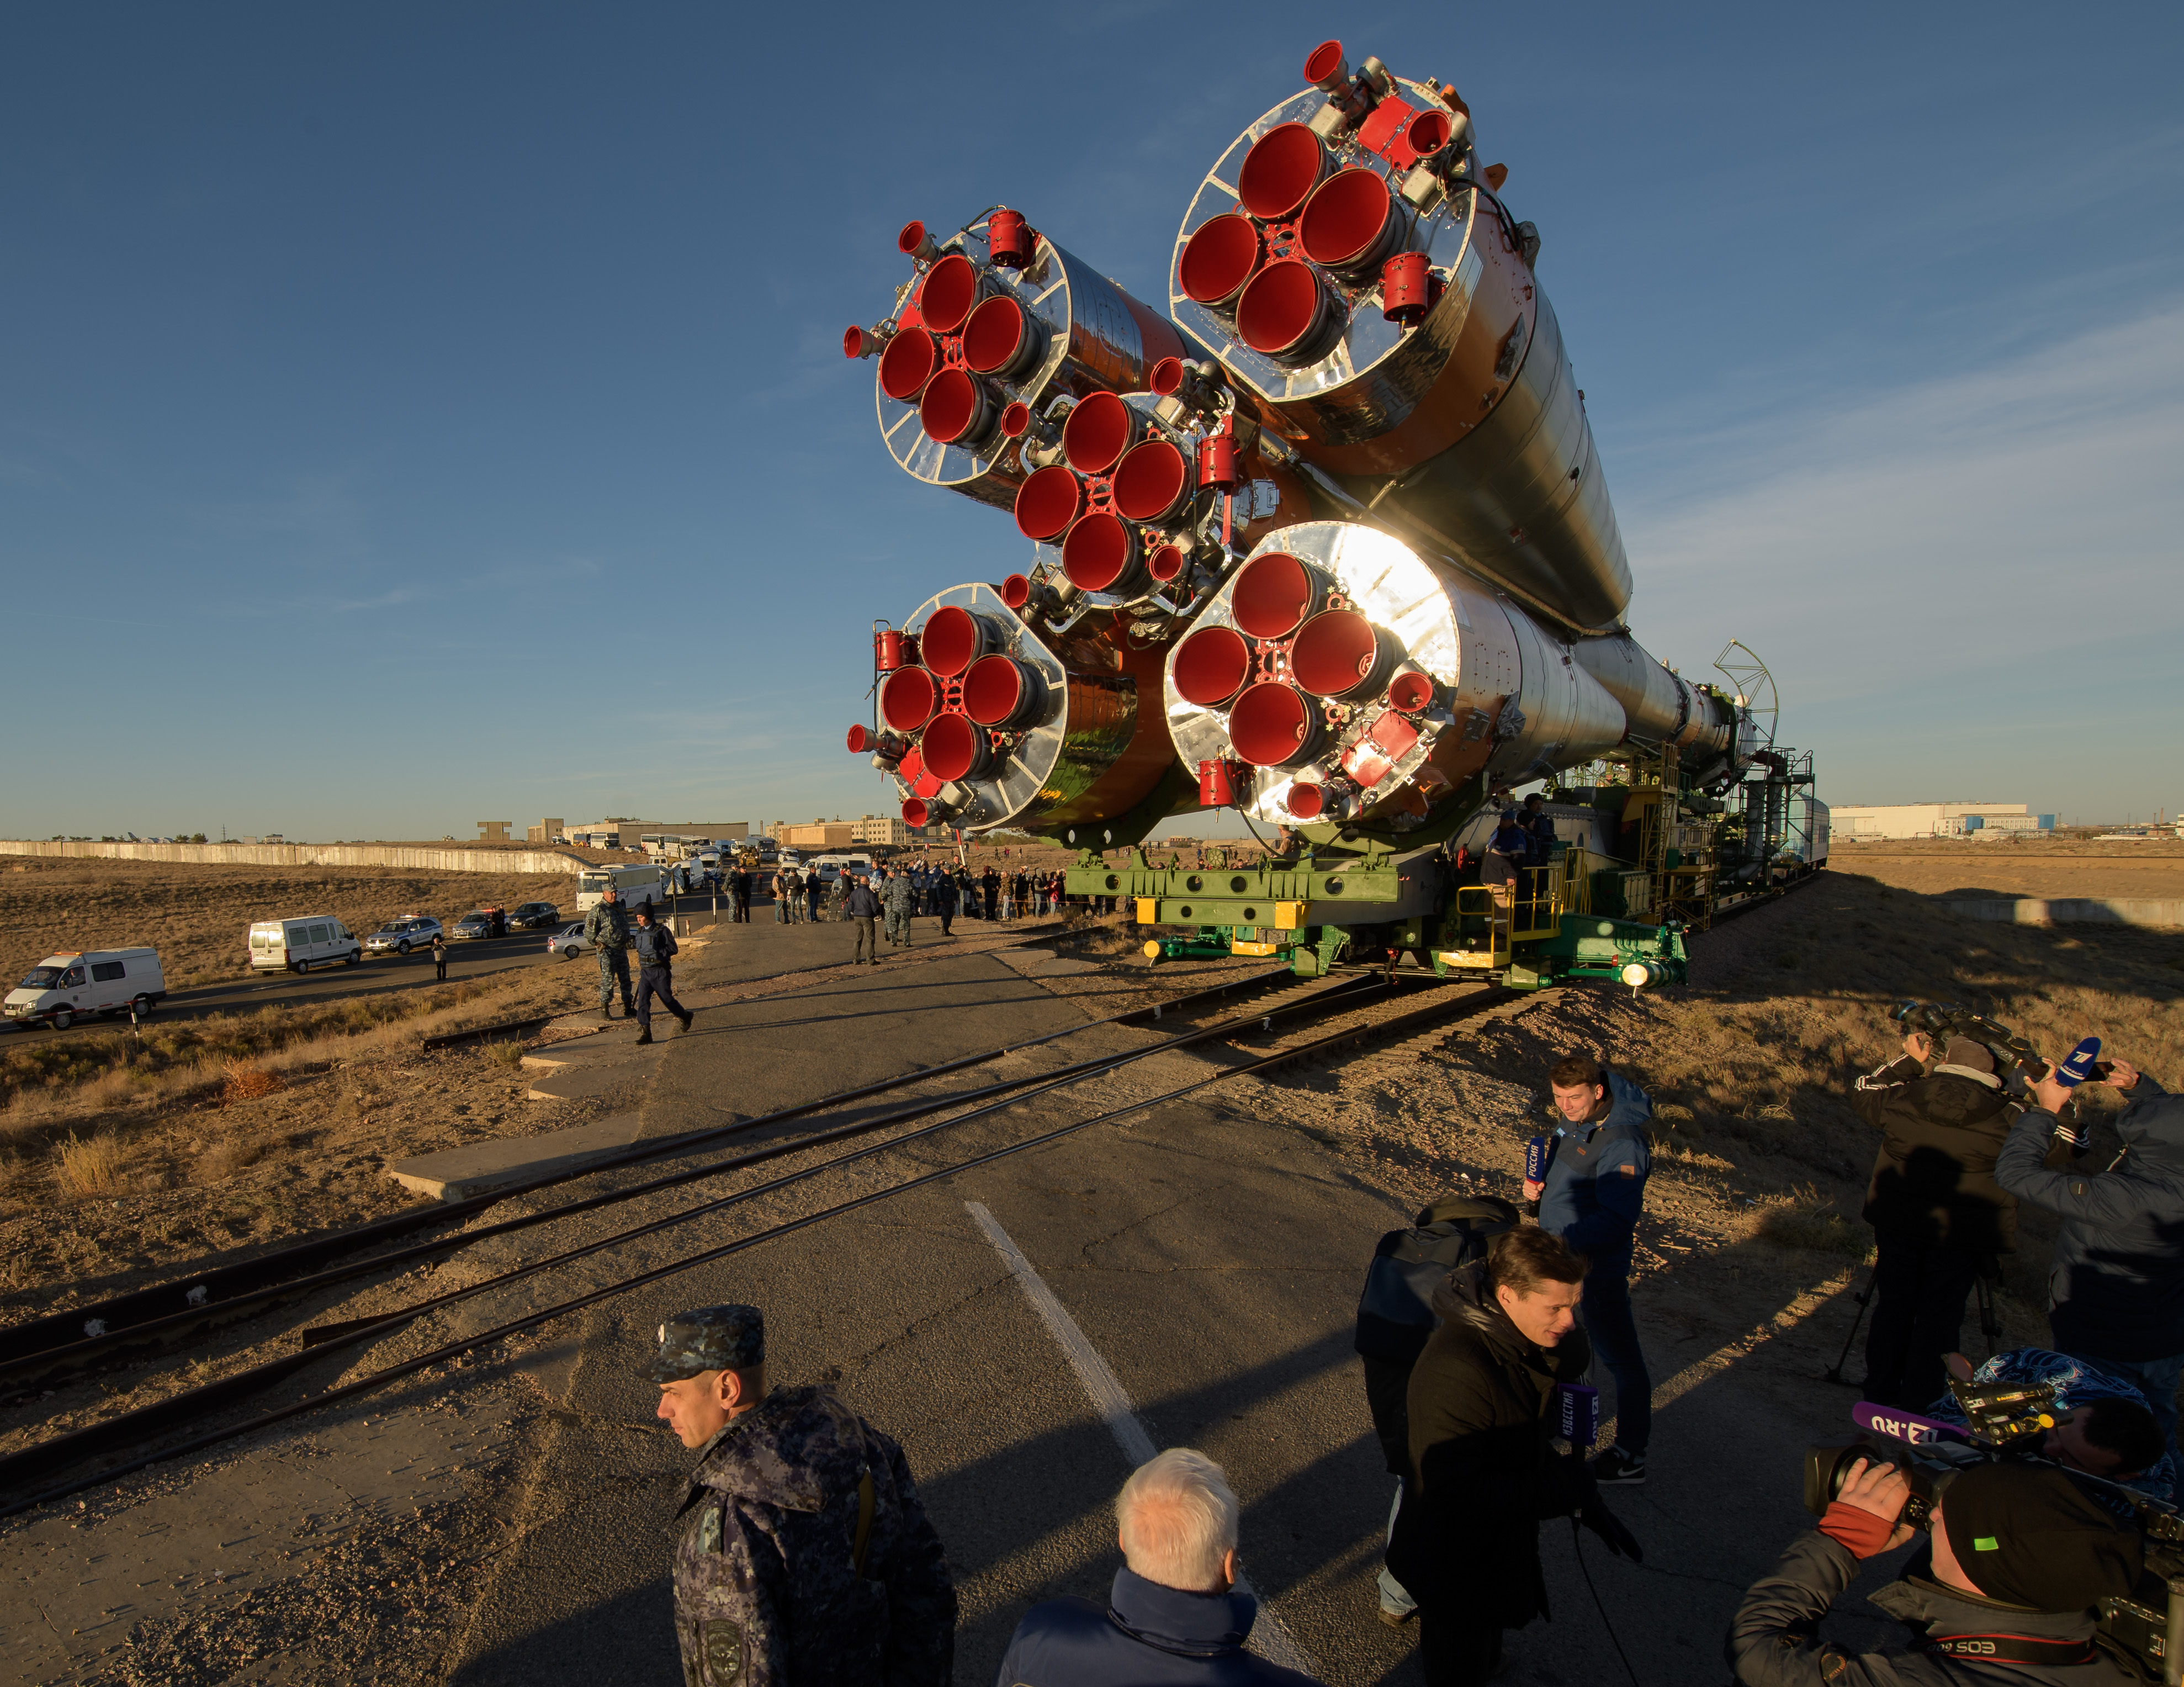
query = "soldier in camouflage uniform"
xmin=653 ymin=1304 xmax=957 ymax=1686
xmin=584 ymin=884 xmax=636 ymax=1019
xmin=879 ymin=868 xmax=914 ymax=949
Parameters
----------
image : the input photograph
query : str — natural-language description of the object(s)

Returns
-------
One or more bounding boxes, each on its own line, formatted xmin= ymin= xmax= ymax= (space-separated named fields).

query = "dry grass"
xmin=1754 ymin=1186 xmax=1875 ymax=1258
xmin=195 ymin=1136 xmax=266 ymax=1183
xmin=54 ymin=1131 xmax=124 ymax=1197
xmin=220 ymin=1059 xmax=288 ymax=1106
xmin=484 ymin=1038 xmax=527 ymax=1070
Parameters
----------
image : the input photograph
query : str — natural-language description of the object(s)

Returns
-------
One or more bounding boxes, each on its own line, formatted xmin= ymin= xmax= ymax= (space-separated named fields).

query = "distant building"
xmin=852 ymin=814 xmax=918 ymax=847
xmin=527 ymin=818 xmax=566 ymax=843
xmin=475 ymin=821 xmax=513 ymax=843
xmin=1831 ymin=803 xmax=2056 ymax=841
xmin=780 ymin=821 xmax=857 ymax=849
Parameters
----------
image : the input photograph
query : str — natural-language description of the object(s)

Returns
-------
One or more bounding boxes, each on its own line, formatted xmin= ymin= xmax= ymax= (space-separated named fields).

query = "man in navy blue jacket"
xmin=1526 ymin=1053 xmax=1654 ymax=1484
xmin=994 ymin=1448 xmax=1325 ymax=1687
xmin=1996 ymin=1054 xmax=2184 ymax=1496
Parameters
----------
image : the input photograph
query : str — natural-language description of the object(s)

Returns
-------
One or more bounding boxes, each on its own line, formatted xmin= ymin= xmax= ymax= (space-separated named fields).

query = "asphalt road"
xmin=6 ymin=891 xmax=745 ymax=1039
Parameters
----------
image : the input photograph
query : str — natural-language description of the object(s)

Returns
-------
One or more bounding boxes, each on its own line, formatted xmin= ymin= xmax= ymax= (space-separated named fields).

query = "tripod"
xmin=1826 ymin=1255 xmax=2006 ymax=1386
xmin=1824 ymin=1263 xmax=1877 ymax=1387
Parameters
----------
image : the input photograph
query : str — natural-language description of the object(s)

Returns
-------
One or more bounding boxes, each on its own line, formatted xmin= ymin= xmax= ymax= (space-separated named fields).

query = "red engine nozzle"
xmin=920 ymin=605 xmax=995 ymax=678
xmin=1237 ymin=123 xmax=1333 ymax=222
xmin=1300 ymin=168 xmax=1407 ymax=278
xmin=1061 ymin=512 xmax=1148 ymax=596
xmin=1236 ymin=260 xmax=1345 ymax=366
xmin=878 ymin=329 xmax=940 ymax=403
xmin=1179 ymin=215 xmax=1264 ymax=312
xmin=1228 ymin=682 xmax=1330 ymax=768
xmin=963 ymin=654 xmax=1045 ymax=728
xmin=1112 ymin=439 xmax=1194 ymax=524
xmin=878 ymin=666 xmax=941 ymax=732
xmin=1231 ymin=551 xmax=1323 ymax=639
xmin=902 ymin=797 xmax=931 ymax=829
xmin=1061 ymin=391 xmax=1142 ymax=475
xmin=1171 ymin=625 xmax=1252 ymax=707
xmin=898 ymin=220 xmax=940 ymax=263
xmin=1290 ymin=609 xmax=1400 ymax=700
xmin=921 ymin=368 xmax=1001 ymax=446
xmin=919 ymin=253 xmax=988 ymax=336
xmin=1014 ymin=464 xmax=1085 ymax=542
xmin=919 ymin=713 xmax=995 ymax=783
xmin=1000 ymin=573 xmax=1032 ymax=610
xmin=964 ymin=295 xmax=1045 ymax=379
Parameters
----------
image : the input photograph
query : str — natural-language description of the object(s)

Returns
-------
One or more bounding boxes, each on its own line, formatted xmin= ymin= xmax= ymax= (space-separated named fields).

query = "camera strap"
xmin=1912 ymin=1631 xmax=2097 ymax=1665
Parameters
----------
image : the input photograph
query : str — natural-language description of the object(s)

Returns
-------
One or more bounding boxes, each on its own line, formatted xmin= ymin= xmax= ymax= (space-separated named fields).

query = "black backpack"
xmin=1354 ymin=1194 xmax=1520 ymax=1366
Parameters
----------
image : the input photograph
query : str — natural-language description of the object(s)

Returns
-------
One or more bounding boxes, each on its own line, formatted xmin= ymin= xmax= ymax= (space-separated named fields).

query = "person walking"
xmin=431 ymin=933 xmax=448 ymax=981
xmin=1528 ymin=1053 xmax=1656 ymax=1484
xmin=881 ymin=867 xmax=914 ymax=949
xmin=994 ymin=1448 xmax=1326 ymax=1685
xmin=980 ymin=865 xmax=1000 ymax=922
xmin=803 ymin=868 xmax=821 ymax=923
xmin=1388 ymin=1227 xmax=1640 ymax=1685
xmin=1854 ymin=1030 xmax=2021 ymax=1411
xmin=1997 ymin=1053 xmax=2184 ymax=1493
xmin=652 ymin=1305 xmax=957 ymax=1687
xmin=929 ymin=867 xmax=957 ymax=937
xmin=630 ymin=903 xmax=694 ymax=1046
xmin=843 ymin=872 xmax=882 ymax=965
xmin=732 ymin=868 xmax=754 ymax=924
xmin=584 ymin=884 xmax=636 ymax=1020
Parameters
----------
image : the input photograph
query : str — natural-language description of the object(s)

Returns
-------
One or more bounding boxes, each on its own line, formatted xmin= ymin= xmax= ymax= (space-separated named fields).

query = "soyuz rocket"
xmin=840 ymin=39 xmax=1756 ymax=851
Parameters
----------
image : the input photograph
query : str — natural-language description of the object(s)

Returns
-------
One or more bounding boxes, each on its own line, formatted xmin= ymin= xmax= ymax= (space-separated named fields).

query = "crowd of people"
xmin=634 ymin=1028 xmax=2182 ymax=1687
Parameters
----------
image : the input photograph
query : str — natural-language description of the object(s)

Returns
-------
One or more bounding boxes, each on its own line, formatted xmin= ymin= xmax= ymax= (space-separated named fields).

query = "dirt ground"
xmin=0 ymin=856 xmax=584 ymax=992
xmin=1838 ymin=835 xmax=2184 ymax=901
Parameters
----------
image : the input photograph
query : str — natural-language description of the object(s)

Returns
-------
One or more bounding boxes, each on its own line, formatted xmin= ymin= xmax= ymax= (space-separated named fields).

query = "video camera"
xmin=1806 ymin=1376 xmax=2184 ymax=1681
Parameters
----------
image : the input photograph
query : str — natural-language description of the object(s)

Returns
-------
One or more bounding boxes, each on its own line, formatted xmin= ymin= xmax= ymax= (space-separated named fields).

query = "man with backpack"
xmin=1354 ymin=1192 xmax=1520 ymax=1627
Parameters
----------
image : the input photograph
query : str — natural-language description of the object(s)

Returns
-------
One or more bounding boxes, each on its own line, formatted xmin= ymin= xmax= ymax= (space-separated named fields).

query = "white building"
xmin=1831 ymin=803 xmax=2056 ymax=840
xmin=851 ymin=814 xmax=915 ymax=848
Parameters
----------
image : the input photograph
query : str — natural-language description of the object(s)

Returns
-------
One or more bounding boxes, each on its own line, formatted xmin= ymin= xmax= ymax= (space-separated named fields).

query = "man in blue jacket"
xmin=1525 ymin=1053 xmax=1653 ymax=1484
xmin=1995 ymin=1053 xmax=2184 ymax=1495
xmin=993 ymin=1448 xmax=1326 ymax=1686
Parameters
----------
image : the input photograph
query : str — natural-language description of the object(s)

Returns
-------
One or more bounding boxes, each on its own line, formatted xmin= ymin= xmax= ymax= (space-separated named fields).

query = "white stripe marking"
xmin=965 ymin=1201 xmax=1319 ymax=1678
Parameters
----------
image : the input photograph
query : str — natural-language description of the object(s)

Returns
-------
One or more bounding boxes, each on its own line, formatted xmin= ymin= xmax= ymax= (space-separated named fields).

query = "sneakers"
xmin=1376 ymin=1605 xmax=1417 ymax=1628
xmin=1590 ymin=1445 xmax=1646 ymax=1485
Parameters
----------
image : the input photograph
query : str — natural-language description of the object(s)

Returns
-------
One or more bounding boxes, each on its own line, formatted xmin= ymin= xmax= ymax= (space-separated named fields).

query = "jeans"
xmin=2061 ymin=1347 xmax=2184 ymax=1499
xmin=1584 ymin=1252 xmax=1652 ymax=1455
xmin=596 ymin=945 xmax=633 ymax=1009
xmin=634 ymin=964 xmax=685 ymax=1034
xmin=1865 ymin=1233 xmax=1980 ymax=1409
xmin=853 ymin=916 xmax=878 ymax=963
xmin=773 ymin=895 xmax=789 ymax=924
xmin=1376 ymin=1480 xmax=1415 ymax=1615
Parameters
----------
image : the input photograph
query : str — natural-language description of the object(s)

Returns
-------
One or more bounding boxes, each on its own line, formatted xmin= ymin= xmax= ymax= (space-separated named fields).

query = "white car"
xmin=363 ymin=916 xmax=444 ymax=955
xmin=547 ymin=923 xmax=591 ymax=962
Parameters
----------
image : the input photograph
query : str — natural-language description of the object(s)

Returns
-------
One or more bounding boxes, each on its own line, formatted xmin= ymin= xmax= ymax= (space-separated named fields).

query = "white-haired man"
xmin=993 ymin=1448 xmax=1326 ymax=1685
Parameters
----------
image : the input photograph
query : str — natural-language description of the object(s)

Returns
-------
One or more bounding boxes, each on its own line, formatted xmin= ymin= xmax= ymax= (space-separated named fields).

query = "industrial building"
xmin=1831 ymin=803 xmax=2055 ymax=840
xmin=563 ymin=819 xmax=749 ymax=850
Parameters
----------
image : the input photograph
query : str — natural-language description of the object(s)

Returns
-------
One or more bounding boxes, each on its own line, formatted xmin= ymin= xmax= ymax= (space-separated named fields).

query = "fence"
xmin=0 ymin=840 xmax=587 ymax=875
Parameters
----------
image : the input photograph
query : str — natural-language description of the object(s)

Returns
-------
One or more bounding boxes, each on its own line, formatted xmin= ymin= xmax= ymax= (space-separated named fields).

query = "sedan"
xmin=451 ymin=912 xmax=497 ymax=940
xmin=508 ymin=901 xmax=560 ymax=930
xmin=364 ymin=917 xmax=444 ymax=955
xmin=547 ymin=923 xmax=591 ymax=962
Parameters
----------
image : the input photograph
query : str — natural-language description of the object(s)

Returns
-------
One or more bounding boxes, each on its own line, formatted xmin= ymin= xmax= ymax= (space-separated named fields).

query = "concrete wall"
xmin=1947 ymin=897 xmax=2184 ymax=928
xmin=0 ymin=840 xmax=586 ymax=875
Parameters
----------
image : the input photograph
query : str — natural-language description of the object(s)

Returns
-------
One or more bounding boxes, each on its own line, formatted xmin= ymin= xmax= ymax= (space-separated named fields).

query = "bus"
xmin=575 ymin=863 xmax=672 ymax=911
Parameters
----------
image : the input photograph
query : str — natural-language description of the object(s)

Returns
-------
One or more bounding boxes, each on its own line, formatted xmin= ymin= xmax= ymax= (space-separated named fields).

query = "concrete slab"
xmin=1947 ymin=895 xmax=2184 ymax=927
xmin=385 ymin=1113 xmax=648 ymax=1200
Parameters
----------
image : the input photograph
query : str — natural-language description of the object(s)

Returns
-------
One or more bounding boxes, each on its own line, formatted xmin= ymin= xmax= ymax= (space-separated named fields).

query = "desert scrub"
xmin=1754 ymin=1186 xmax=1873 ymax=1257
xmin=55 ymin=1131 xmax=125 ymax=1198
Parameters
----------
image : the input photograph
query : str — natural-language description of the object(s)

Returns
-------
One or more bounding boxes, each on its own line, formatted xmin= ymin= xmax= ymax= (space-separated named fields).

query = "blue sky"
xmin=3 ymin=1 xmax=2177 ymax=840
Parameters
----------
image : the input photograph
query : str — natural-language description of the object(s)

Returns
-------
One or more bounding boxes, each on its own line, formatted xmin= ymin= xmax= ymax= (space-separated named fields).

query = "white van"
xmin=248 ymin=916 xmax=362 ymax=974
xmin=576 ymin=863 xmax=672 ymax=911
xmin=6 ymin=949 xmax=166 ymax=1031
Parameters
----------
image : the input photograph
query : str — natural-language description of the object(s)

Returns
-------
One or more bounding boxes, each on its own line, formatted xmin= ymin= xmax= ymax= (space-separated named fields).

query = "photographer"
xmin=1854 ymin=1032 xmax=2022 ymax=1409
xmin=1386 ymin=1226 xmax=1641 ymax=1686
xmin=1727 ymin=1457 xmax=2143 ymax=1684
xmin=1996 ymin=1056 xmax=2184 ymax=1495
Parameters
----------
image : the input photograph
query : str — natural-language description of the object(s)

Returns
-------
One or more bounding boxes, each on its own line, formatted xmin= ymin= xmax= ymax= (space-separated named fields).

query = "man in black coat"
xmin=1387 ymin=1227 xmax=1641 ymax=1686
xmin=1855 ymin=1031 xmax=2023 ymax=1407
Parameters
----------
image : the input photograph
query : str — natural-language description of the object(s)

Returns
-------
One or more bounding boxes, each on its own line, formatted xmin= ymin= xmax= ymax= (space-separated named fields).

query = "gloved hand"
xmin=1579 ymin=1494 xmax=1644 ymax=1563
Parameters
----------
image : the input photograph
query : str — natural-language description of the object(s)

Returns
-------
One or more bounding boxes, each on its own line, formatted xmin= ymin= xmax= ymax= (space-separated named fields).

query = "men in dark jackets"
xmin=1529 ymin=1053 xmax=1655 ymax=1483
xmin=1854 ymin=1031 xmax=2022 ymax=1409
xmin=929 ymin=868 xmax=957 ymax=936
xmin=980 ymin=865 xmax=1000 ymax=921
xmin=1519 ymin=794 xmax=1556 ymax=865
xmin=1388 ymin=1227 xmax=1640 ymax=1686
xmin=731 ymin=868 xmax=752 ymax=923
xmin=1726 ymin=1456 xmax=2141 ymax=1686
xmin=1997 ymin=1053 xmax=2184 ymax=1493
xmin=804 ymin=868 xmax=823 ymax=923
xmin=1354 ymin=1195 xmax=1519 ymax=1626
xmin=584 ymin=884 xmax=636 ymax=1020
xmin=653 ymin=1305 xmax=956 ymax=1686
xmin=843 ymin=874 xmax=882 ymax=964
xmin=993 ymin=1447 xmax=1326 ymax=1686
xmin=631 ymin=903 xmax=693 ymax=1046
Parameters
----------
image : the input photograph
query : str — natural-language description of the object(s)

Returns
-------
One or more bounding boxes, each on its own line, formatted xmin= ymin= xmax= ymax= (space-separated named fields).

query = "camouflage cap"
xmin=648 ymin=1304 xmax=765 ymax=1382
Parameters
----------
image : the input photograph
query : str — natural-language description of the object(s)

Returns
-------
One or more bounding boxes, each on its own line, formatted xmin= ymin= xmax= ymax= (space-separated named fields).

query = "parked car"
xmin=364 ymin=916 xmax=444 ymax=955
xmin=507 ymin=901 xmax=560 ymax=930
xmin=6 ymin=949 xmax=166 ymax=1030
xmin=248 ymin=916 xmax=362 ymax=973
xmin=547 ymin=922 xmax=590 ymax=962
xmin=451 ymin=909 xmax=506 ymax=941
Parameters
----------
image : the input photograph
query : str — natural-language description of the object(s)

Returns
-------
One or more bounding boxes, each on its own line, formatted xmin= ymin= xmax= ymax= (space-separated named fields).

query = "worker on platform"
xmin=1480 ymin=812 xmax=1528 ymax=916
xmin=654 ymin=1304 xmax=957 ymax=1686
xmin=585 ymin=883 xmax=637 ymax=1021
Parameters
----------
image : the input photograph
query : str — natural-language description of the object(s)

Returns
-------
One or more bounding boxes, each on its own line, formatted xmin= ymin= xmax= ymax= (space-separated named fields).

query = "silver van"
xmin=6 ymin=949 xmax=166 ymax=1030
xmin=248 ymin=916 xmax=362 ymax=974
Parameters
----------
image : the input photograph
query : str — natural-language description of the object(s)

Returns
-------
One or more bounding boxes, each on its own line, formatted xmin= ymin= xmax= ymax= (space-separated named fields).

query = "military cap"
xmin=649 ymin=1304 xmax=765 ymax=1382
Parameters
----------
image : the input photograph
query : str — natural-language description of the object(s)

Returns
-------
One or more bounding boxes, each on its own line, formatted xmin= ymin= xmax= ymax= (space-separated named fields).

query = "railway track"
xmin=0 ymin=966 xmax=1520 ymax=1517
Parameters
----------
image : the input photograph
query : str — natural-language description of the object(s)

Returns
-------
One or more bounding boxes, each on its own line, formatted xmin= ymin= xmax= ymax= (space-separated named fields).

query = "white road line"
xmin=964 ymin=1201 xmax=1319 ymax=1679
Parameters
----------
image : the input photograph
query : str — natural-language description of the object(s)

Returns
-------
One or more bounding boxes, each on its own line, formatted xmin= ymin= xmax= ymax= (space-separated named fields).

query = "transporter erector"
xmin=839 ymin=38 xmax=1826 ymax=988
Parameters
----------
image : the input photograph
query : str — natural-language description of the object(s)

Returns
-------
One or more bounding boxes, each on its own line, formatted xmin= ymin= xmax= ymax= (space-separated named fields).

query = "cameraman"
xmin=1727 ymin=1457 xmax=2143 ymax=1684
xmin=1996 ymin=1055 xmax=2184 ymax=1496
xmin=1854 ymin=1032 xmax=2022 ymax=1408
